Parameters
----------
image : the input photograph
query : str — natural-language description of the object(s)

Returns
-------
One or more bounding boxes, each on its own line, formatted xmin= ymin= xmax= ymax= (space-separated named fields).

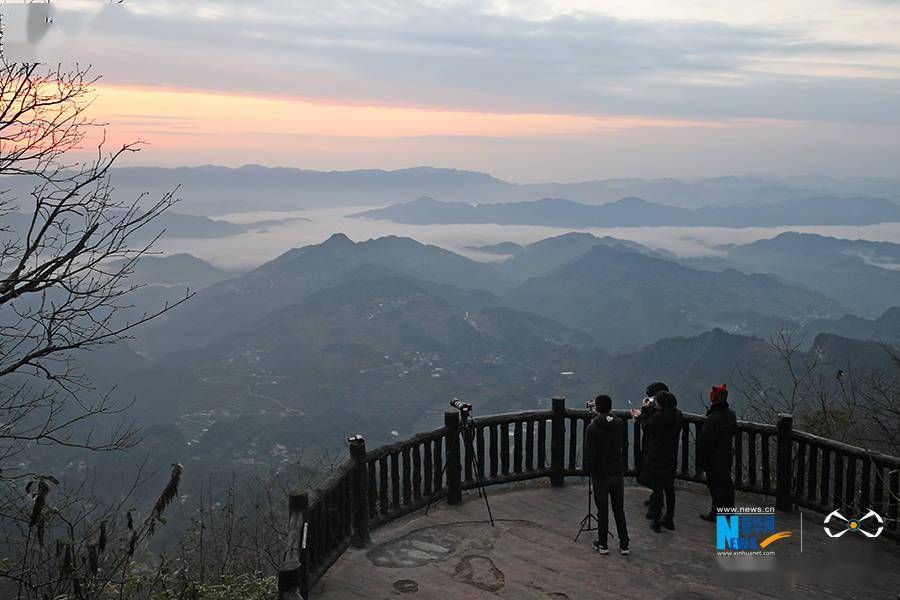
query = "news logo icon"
xmin=823 ymin=509 xmax=884 ymax=538
xmin=716 ymin=511 xmax=792 ymax=552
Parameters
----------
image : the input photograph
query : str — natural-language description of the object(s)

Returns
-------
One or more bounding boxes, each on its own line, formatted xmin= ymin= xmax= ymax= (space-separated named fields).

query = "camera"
xmin=642 ymin=396 xmax=657 ymax=408
xmin=585 ymin=399 xmax=597 ymax=412
xmin=450 ymin=398 xmax=472 ymax=413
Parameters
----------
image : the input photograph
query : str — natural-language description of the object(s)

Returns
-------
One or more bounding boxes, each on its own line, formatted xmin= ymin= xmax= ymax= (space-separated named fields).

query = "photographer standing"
xmin=633 ymin=382 xmax=670 ymax=510
xmin=640 ymin=390 xmax=682 ymax=533
xmin=584 ymin=394 xmax=630 ymax=556
xmin=697 ymin=384 xmax=737 ymax=522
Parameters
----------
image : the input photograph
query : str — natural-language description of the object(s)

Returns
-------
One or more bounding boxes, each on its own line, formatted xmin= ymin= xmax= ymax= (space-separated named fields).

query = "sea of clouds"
xmin=150 ymin=206 xmax=900 ymax=271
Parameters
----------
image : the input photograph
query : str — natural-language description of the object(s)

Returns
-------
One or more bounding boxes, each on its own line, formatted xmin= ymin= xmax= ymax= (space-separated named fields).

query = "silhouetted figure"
xmin=632 ymin=382 xmax=669 ymax=511
xmin=641 ymin=390 xmax=682 ymax=533
xmin=584 ymin=394 xmax=630 ymax=555
xmin=697 ymin=384 xmax=737 ymax=522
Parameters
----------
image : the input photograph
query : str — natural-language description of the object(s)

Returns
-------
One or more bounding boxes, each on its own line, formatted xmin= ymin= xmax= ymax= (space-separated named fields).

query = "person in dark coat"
xmin=640 ymin=390 xmax=682 ymax=533
xmin=584 ymin=394 xmax=630 ymax=555
xmin=633 ymin=382 xmax=669 ymax=509
xmin=697 ymin=384 xmax=737 ymax=522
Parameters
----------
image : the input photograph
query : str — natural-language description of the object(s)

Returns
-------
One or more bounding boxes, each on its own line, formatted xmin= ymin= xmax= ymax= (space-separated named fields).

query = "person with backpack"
xmin=697 ymin=384 xmax=738 ymax=522
xmin=640 ymin=390 xmax=682 ymax=533
xmin=584 ymin=394 xmax=630 ymax=555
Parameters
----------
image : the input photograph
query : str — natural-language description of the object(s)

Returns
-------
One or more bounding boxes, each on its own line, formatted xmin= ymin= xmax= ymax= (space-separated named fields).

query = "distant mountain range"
xmin=132 ymin=233 xmax=512 ymax=357
xmin=685 ymin=232 xmax=900 ymax=317
xmin=0 ymin=209 xmax=262 ymax=246
xmin=465 ymin=241 xmax=525 ymax=257
xmin=721 ymin=231 xmax=900 ymax=271
xmin=803 ymin=307 xmax=900 ymax=343
xmin=504 ymin=243 xmax=843 ymax=350
xmin=6 ymin=167 xmax=898 ymax=215
xmin=467 ymin=231 xmax=900 ymax=320
xmin=124 ymin=211 xmax=313 ymax=240
xmin=489 ymin=232 xmax=674 ymax=280
xmin=132 ymin=231 xmax=856 ymax=359
xmin=109 ymin=253 xmax=235 ymax=288
xmin=351 ymin=195 xmax=900 ymax=228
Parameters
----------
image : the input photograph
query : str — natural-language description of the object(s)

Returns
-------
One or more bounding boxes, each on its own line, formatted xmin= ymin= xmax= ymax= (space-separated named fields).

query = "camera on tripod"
xmin=450 ymin=398 xmax=472 ymax=414
xmin=425 ymin=398 xmax=494 ymax=526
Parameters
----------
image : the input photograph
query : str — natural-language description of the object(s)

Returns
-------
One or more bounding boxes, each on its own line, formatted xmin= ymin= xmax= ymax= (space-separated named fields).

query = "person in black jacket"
xmin=634 ymin=382 xmax=669 ymax=509
xmin=640 ymin=390 xmax=682 ymax=533
xmin=584 ymin=394 xmax=630 ymax=555
xmin=697 ymin=384 xmax=737 ymax=522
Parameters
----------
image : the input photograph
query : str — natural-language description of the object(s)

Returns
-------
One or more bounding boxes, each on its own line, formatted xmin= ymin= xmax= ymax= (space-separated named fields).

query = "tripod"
xmin=574 ymin=475 xmax=614 ymax=543
xmin=574 ymin=474 xmax=599 ymax=541
xmin=425 ymin=410 xmax=495 ymax=527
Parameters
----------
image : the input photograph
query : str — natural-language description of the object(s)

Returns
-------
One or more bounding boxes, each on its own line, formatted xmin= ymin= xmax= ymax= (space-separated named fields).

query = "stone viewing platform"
xmin=278 ymin=399 xmax=900 ymax=600
xmin=311 ymin=481 xmax=900 ymax=599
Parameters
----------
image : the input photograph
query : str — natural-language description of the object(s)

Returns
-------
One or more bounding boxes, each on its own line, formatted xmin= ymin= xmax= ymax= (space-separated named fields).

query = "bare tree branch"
xmin=0 ymin=57 xmax=193 ymax=478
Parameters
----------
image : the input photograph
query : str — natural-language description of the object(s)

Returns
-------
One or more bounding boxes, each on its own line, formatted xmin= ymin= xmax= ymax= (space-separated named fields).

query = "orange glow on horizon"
xmin=83 ymin=85 xmax=720 ymax=155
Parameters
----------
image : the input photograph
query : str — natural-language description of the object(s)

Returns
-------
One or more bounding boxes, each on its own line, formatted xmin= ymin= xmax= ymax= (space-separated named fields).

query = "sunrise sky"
xmin=8 ymin=0 xmax=900 ymax=181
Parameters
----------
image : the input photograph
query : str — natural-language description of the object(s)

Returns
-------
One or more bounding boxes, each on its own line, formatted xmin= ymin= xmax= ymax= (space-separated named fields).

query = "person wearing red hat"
xmin=697 ymin=384 xmax=737 ymax=522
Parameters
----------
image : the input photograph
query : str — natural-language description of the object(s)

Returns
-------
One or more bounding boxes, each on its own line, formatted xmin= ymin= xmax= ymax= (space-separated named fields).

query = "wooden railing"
xmin=278 ymin=398 xmax=900 ymax=599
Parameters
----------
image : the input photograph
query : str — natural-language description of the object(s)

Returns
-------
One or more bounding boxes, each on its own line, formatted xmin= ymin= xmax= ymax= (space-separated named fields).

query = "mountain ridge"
xmin=505 ymin=243 xmax=844 ymax=350
xmin=686 ymin=231 xmax=900 ymax=317
xmin=133 ymin=233 xmax=510 ymax=358
xmin=351 ymin=195 xmax=900 ymax=228
xmin=6 ymin=167 xmax=897 ymax=215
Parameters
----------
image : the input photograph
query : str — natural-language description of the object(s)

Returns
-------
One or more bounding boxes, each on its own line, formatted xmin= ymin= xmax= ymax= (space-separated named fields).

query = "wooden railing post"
xmin=445 ymin=411 xmax=463 ymax=505
xmin=298 ymin=519 xmax=309 ymax=598
xmin=348 ymin=435 xmax=370 ymax=548
xmin=551 ymin=397 xmax=566 ymax=487
xmin=775 ymin=413 xmax=794 ymax=511
xmin=278 ymin=491 xmax=309 ymax=600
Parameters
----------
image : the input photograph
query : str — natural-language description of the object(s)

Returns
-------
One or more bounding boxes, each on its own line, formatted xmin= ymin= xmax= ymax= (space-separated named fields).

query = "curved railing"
xmin=277 ymin=398 xmax=900 ymax=599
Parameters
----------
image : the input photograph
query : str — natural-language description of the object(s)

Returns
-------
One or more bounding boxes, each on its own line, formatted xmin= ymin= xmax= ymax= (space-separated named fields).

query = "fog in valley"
xmin=160 ymin=206 xmax=900 ymax=271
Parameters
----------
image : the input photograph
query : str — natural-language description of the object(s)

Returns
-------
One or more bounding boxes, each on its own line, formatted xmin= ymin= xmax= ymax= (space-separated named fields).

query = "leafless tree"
xmin=741 ymin=328 xmax=898 ymax=454
xmin=741 ymin=330 xmax=822 ymax=421
xmin=852 ymin=343 xmax=900 ymax=457
xmin=0 ymin=58 xmax=190 ymax=485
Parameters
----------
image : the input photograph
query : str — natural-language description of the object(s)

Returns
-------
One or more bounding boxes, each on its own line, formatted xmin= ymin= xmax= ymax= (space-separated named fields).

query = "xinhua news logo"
xmin=823 ymin=509 xmax=884 ymax=538
xmin=716 ymin=508 xmax=792 ymax=556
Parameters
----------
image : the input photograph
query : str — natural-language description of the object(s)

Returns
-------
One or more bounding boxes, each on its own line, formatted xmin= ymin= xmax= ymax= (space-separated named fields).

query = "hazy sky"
xmin=12 ymin=0 xmax=900 ymax=181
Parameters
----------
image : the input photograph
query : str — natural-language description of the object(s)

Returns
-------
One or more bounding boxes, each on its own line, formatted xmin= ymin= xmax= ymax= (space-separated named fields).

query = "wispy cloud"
xmin=65 ymin=1 xmax=900 ymax=124
xmin=30 ymin=0 xmax=900 ymax=179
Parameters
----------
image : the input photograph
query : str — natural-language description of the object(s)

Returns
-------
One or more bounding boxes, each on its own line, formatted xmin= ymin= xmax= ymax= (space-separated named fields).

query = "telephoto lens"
xmin=450 ymin=398 xmax=472 ymax=413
